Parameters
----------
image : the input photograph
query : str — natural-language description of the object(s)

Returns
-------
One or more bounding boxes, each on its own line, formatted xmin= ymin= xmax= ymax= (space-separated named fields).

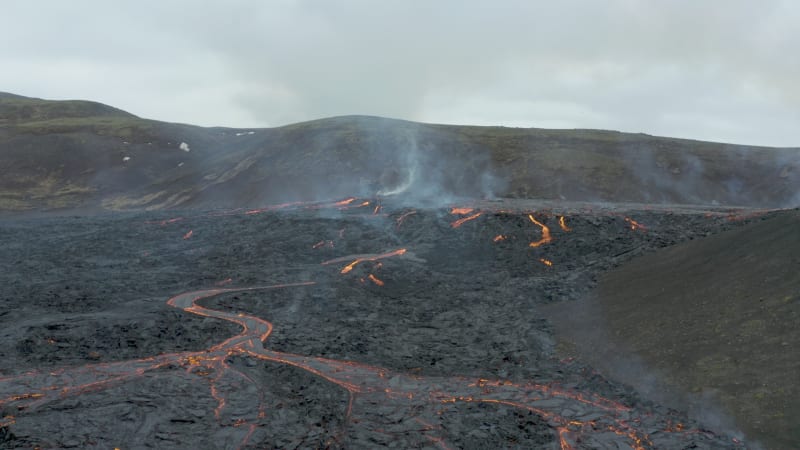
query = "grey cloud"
xmin=1 ymin=0 xmax=798 ymax=146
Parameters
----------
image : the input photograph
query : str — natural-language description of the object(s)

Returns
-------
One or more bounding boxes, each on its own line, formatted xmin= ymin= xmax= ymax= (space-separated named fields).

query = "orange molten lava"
xmin=334 ymin=197 xmax=356 ymax=207
xmin=493 ymin=235 xmax=506 ymax=242
xmin=367 ymin=274 xmax=385 ymax=286
xmin=624 ymin=217 xmax=646 ymax=231
xmin=558 ymin=427 xmax=573 ymax=450
xmin=450 ymin=207 xmax=474 ymax=215
xmin=528 ymin=215 xmax=552 ymax=247
xmin=539 ymin=258 xmax=553 ymax=267
xmin=324 ymin=248 xmax=408 ymax=274
xmin=726 ymin=210 xmax=768 ymax=222
xmin=0 ymin=282 xmax=724 ymax=449
xmin=558 ymin=216 xmax=572 ymax=232
xmin=183 ymin=230 xmax=193 ymax=240
xmin=451 ymin=212 xmax=483 ymax=228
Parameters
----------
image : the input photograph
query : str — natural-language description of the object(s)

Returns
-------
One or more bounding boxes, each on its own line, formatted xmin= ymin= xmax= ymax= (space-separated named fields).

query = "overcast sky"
xmin=2 ymin=1 xmax=798 ymax=146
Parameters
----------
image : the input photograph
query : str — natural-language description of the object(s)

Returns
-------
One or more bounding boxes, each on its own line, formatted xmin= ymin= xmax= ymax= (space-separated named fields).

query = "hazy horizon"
xmin=2 ymin=1 xmax=798 ymax=147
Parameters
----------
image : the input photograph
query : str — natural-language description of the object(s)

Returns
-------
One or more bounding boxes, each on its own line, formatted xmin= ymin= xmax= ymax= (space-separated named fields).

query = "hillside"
xmin=551 ymin=210 xmax=800 ymax=449
xmin=1 ymin=93 xmax=798 ymax=213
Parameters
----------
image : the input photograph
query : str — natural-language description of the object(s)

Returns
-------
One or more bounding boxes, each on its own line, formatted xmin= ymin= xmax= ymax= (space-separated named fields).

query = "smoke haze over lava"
xmin=1 ymin=3 xmax=799 ymax=448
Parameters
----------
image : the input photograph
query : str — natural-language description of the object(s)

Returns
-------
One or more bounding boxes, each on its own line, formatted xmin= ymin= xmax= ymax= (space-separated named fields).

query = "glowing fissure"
xmin=558 ymin=216 xmax=572 ymax=232
xmin=624 ymin=217 xmax=646 ymax=231
xmin=367 ymin=274 xmax=385 ymax=286
xmin=238 ymin=197 xmax=378 ymax=217
xmin=321 ymin=248 xmax=407 ymax=274
xmin=450 ymin=212 xmax=483 ymax=228
xmin=528 ymin=214 xmax=552 ymax=247
xmin=334 ymin=197 xmax=356 ymax=207
xmin=450 ymin=207 xmax=474 ymax=215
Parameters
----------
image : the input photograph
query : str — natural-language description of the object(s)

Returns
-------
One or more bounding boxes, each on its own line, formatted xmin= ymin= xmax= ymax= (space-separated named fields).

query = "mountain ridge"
xmin=1 ymin=93 xmax=798 ymax=214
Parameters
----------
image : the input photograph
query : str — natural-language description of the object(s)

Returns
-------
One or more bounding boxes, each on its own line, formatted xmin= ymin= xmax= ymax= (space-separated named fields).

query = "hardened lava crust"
xmin=0 ymin=198 xmax=770 ymax=449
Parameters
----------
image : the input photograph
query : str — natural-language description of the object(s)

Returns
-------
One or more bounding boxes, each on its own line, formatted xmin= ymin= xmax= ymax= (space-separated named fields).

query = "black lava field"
xmin=0 ymin=198 xmax=759 ymax=449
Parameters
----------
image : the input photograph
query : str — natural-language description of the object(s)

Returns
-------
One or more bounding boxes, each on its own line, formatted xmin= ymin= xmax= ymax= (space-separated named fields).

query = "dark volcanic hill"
xmin=551 ymin=210 xmax=800 ymax=449
xmin=1 ymin=92 xmax=798 ymax=214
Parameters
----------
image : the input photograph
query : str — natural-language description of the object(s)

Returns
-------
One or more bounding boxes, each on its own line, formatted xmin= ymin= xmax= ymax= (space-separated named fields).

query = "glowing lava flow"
xmin=334 ymin=197 xmax=356 ymax=207
xmin=240 ymin=197 xmax=377 ymax=217
xmin=0 ymin=283 xmax=738 ymax=449
xmin=321 ymin=249 xmax=407 ymax=274
xmin=367 ymin=274 xmax=384 ymax=286
xmin=0 ymin=284 xmax=312 ymax=449
xmin=450 ymin=207 xmax=474 ymax=215
xmin=624 ymin=217 xmax=646 ymax=231
xmin=559 ymin=216 xmax=572 ymax=232
xmin=528 ymin=214 xmax=553 ymax=247
xmin=450 ymin=212 xmax=483 ymax=228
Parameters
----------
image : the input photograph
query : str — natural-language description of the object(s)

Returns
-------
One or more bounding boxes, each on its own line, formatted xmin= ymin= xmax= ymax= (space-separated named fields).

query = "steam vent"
xmin=1 ymin=94 xmax=798 ymax=449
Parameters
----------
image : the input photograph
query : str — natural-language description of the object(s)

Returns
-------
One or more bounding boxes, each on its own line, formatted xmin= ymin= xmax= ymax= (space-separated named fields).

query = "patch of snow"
xmin=123 ymin=141 xmax=130 ymax=145
xmin=178 ymin=162 xmax=184 ymax=167
xmin=123 ymin=156 xmax=131 ymax=162
xmin=235 ymin=131 xmax=256 ymax=136
xmin=179 ymin=142 xmax=190 ymax=152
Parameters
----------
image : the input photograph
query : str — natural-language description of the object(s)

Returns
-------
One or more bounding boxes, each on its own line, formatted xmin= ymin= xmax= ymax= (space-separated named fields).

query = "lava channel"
xmin=0 ymin=283 xmax=742 ymax=449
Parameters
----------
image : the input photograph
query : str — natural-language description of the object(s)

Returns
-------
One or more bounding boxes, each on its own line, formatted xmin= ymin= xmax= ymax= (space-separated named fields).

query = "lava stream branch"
xmin=0 ymin=284 xmax=739 ymax=449
xmin=321 ymin=248 xmax=407 ymax=274
xmin=528 ymin=214 xmax=553 ymax=247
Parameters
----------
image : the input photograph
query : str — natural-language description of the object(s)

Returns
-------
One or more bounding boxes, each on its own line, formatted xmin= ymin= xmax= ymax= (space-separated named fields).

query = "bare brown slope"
xmin=593 ymin=210 xmax=800 ymax=449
